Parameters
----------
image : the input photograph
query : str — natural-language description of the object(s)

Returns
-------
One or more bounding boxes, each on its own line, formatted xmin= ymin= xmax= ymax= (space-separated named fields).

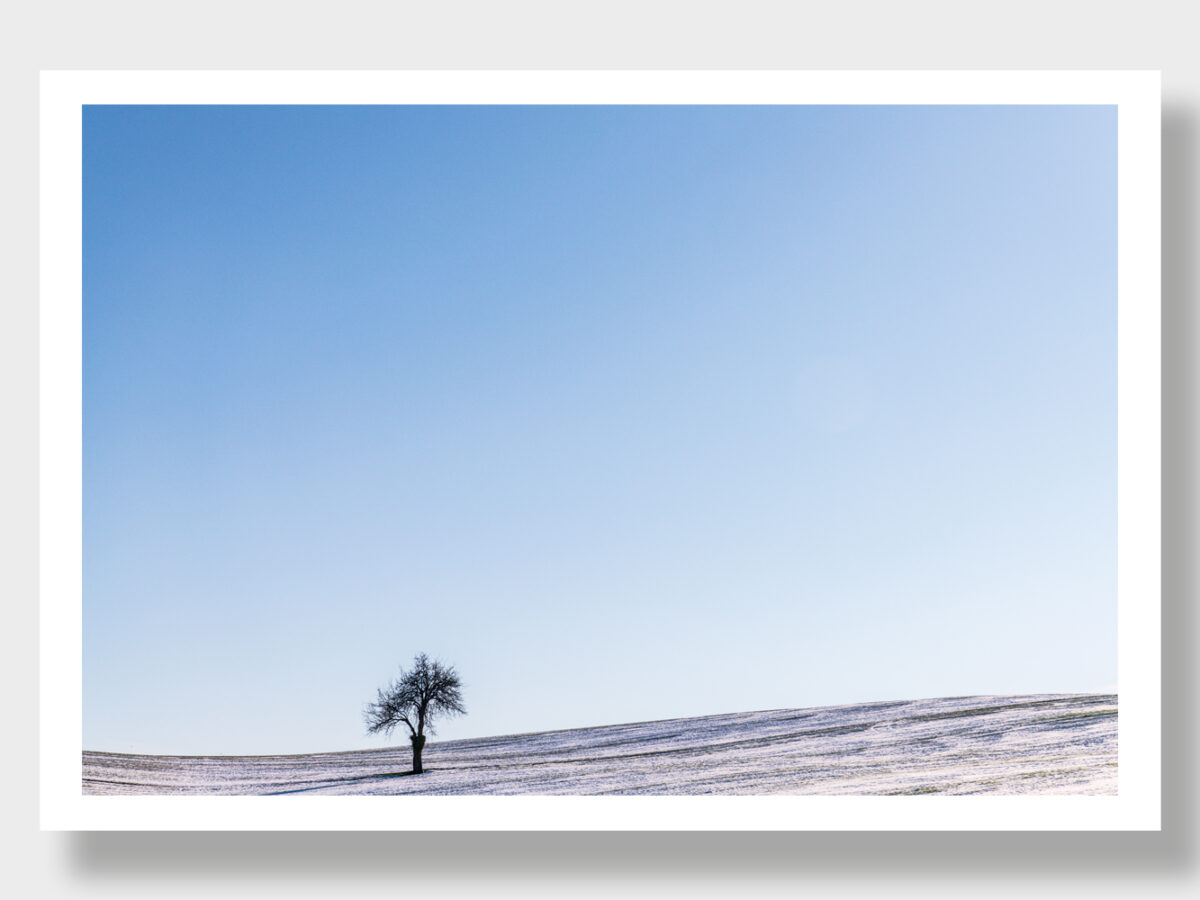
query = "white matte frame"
xmin=40 ymin=70 xmax=1161 ymax=831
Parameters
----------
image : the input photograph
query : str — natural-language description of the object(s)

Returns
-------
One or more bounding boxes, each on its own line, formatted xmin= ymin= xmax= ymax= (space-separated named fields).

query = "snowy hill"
xmin=82 ymin=693 xmax=1117 ymax=796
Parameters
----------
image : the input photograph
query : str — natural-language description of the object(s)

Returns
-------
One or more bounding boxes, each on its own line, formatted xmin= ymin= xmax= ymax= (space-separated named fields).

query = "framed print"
xmin=40 ymin=70 xmax=1160 ymax=830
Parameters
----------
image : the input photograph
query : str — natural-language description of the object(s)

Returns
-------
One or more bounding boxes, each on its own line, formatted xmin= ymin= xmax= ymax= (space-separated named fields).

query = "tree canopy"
xmin=364 ymin=653 xmax=466 ymax=740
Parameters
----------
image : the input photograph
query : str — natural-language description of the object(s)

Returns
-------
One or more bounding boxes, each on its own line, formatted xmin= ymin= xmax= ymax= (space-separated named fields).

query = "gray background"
xmin=2 ymin=1 xmax=1194 ymax=897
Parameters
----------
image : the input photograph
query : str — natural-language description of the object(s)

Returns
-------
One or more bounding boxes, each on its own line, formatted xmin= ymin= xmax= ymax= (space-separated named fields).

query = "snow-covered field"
xmin=82 ymin=693 xmax=1116 ymax=796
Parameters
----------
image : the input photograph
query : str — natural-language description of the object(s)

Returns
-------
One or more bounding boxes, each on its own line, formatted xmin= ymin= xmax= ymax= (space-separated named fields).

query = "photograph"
xmin=79 ymin=99 xmax=1119 ymax=797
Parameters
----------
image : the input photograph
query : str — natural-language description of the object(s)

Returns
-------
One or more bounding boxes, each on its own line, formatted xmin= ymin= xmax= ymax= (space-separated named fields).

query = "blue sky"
xmin=83 ymin=104 xmax=1116 ymax=755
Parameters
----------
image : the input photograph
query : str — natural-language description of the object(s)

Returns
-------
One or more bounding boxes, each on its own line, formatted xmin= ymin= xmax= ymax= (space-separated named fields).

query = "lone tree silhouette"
xmin=364 ymin=653 xmax=466 ymax=774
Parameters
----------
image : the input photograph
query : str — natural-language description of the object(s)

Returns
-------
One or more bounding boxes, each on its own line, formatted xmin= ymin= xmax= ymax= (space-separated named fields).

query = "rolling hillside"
xmin=82 ymin=693 xmax=1117 ymax=796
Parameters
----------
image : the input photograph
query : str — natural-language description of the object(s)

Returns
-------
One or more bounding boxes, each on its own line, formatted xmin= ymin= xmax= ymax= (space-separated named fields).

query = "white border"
xmin=40 ymin=70 xmax=1161 ymax=831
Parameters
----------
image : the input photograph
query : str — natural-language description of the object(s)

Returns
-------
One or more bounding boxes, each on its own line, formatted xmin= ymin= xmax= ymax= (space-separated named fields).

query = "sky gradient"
xmin=83 ymin=104 xmax=1116 ymax=755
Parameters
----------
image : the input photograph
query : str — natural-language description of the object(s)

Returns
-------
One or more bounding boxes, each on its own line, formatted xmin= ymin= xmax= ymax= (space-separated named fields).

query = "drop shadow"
xmin=62 ymin=103 xmax=1196 ymax=883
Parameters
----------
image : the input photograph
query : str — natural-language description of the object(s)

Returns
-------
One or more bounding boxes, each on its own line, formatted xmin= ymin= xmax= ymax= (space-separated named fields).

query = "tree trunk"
xmin=411 ymin=734 xmax=426 ymax=774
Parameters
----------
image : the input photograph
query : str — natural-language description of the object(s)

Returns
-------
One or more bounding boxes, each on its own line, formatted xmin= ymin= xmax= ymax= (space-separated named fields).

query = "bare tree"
xmin=364 ymin=653 xmax=466 ymax=774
